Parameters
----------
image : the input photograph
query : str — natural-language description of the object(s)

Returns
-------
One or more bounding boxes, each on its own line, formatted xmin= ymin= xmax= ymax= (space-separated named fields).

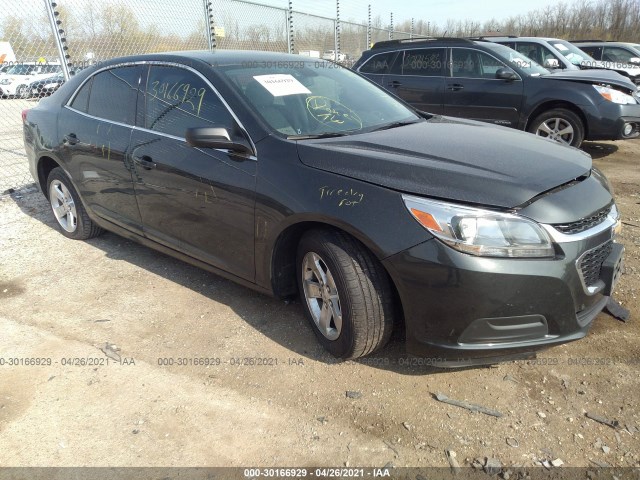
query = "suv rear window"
xmin=359 ymin=52 xmax=397 ymax=74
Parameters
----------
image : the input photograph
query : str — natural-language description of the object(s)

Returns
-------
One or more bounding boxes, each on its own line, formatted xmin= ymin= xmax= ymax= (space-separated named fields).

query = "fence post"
xmin=203 ymin=0 xmax=215 ymax=50
xmin=389 ymin=13 xmax=393 ymax=40
xmin=410 ymin=18 xmax=414 ymax=39
xmin=367 ymin=4 xmax=371 ymax=48
xmin=288 ymin=0 xmax=294 ymax=54
xmin=43 ymin=0 xmax=71 ymax=80
xmin=335 ymin=0 xmax=340 ymax=60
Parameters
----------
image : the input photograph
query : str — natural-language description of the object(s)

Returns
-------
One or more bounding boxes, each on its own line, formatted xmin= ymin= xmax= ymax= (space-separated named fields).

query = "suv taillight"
xmin=21 ymin=109 xmax=29 ymax=124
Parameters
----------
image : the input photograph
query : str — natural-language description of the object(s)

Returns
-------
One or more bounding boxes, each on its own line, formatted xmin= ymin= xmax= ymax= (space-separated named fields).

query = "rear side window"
xmin=580 ymin=46 xmax=602 ymax=59
xmin=144 ymin=65 xmax=235 ymax=138
xmin=70 ymin=77 xmax=92 ymax=113
xmin=359 ymin=52 xmax=397 ymax=74
xmin=87 ymin=66 xmax=140 ymax=125
xmin=401 ymin=48 xmax=446 ymax=76
xmin=603 ymin=46 xmax=636 ymax=62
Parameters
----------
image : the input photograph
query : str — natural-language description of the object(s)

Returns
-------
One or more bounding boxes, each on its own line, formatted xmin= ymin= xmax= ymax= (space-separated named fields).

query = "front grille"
xmin=580 ymin=241 xmax=612 ymax=287
xmin=553 ymin=205 xmax=611 ymax=234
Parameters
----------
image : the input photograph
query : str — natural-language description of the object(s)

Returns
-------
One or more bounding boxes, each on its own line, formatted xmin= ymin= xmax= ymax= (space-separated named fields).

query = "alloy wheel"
xmin=301 ymin=251 xmax=343 ymax=340
xmin=49 ymin=179 xmax=77 ymax=233
xmin=535 ymin=117 xmax=575 ymax=145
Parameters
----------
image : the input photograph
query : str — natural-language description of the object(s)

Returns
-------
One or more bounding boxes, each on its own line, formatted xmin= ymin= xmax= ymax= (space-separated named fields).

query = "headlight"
xmin=0 ymin=78 xmax=13 ymax=85
xmin=403 ymin=195 xmax=555 ymax=258
xmin=609 ymin=204 xmax=622 ymax=237
xmin=593 ymin=85 xmax=637 ymax=104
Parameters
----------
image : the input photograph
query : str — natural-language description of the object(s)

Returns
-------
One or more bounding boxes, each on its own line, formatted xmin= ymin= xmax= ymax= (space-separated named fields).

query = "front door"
xmin=129 ymin=64 xmax=257 ymax=281
xmin=444 ymin=48 xmax=523 ymax=128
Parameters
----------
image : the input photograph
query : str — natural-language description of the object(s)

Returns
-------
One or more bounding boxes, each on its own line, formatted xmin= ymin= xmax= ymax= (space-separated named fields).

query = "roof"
xmin=100 ymin=50 xmax=320 ymax=67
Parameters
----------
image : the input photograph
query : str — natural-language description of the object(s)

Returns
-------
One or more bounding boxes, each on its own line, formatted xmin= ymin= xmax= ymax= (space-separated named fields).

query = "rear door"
xmin=129 ymin=64 xmax=256 ymax=280
xmin=382 ymin=47 xmax=446 ymax=114
xmin=357 ymin=51 xmax=399 ymax=86
xmin=444 ymin=47 xmax=523 ymax=127
xmin=59 ymin=65 xmax=143 ymax=234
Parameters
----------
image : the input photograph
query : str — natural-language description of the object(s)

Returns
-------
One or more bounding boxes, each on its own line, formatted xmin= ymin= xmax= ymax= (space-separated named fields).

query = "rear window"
xmin=70 ymin=77 xmax=92 ymax=113
xmin=359 ymin=52 xmax=397 ymax=74
xmin=87 ymin=66 xmax=140 ymax=125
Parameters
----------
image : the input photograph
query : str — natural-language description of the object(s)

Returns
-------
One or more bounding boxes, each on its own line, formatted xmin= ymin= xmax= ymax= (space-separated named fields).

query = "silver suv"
xmin=480 ymin=36 xmax=640 ymax=86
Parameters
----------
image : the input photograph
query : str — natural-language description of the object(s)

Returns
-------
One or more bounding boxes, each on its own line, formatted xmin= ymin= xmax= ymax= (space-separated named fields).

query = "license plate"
xmin=600 ymin=243 xmax=624 ymax=296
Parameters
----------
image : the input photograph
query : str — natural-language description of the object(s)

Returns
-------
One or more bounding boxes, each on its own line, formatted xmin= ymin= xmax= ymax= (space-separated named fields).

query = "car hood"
xmin=545 ymin=68 xmax=635 ymax=90
xmin=296 ymin=117 xmax=591 ymax=209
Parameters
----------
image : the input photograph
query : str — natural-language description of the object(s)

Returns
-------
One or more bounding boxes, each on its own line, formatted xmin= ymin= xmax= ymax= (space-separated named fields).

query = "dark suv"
xmin=353 ymin=38 xmax=640 ymax=147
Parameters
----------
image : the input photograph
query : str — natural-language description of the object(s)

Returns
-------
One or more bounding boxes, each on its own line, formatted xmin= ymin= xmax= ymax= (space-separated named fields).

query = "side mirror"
xmin=543 ymin=58 xmax=560 ymax=69
xmin=629 ymin=57 xmax=640 ymax=65
xmin=495 ymin=67 xmax=518 ymax=81
xmin=185 ymin=127 xmax=253 ymax=155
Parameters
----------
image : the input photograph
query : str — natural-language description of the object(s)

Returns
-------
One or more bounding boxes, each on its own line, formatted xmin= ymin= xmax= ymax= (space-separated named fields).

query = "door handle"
xmin=447 ymin=84 xmax=465 ymax=91
xmin=387 ymin=80 xmax=402 ymax=88
xmin=133 ymin=155 xmax=157 ymax=170
xmin=63 ymin=133 xmax=78 ymax=145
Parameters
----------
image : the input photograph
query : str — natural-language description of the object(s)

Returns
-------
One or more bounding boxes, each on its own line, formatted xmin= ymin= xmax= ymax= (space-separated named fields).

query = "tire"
xmin=46 ymin=167 xmax=104 ymax=240
xmin=297 ymin=228 xmax=395 ymax=359
xmin=527 ymin=108 xmax=584 ymax=147
xmin=16 ymin=85 xmax=29 ymax=99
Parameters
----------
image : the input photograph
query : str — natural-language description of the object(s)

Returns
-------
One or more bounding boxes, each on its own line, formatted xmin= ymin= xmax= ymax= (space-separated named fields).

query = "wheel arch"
xmin=525 ymin=101 xmax=589 ymax=139
xmin=269 ymin=218 xmax=405 ymax=334
xmin=36 ymin=155 xmax=62 ymax=198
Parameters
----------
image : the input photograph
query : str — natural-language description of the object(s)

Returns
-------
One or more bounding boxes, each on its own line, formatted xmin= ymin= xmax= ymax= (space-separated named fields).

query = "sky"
xmin=270 ymin=0 xmax=562 ymax=28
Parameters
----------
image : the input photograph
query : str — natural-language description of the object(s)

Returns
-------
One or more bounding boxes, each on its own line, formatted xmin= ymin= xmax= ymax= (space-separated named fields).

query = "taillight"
xmin=22 ymin=109 xmax=29 ymax=124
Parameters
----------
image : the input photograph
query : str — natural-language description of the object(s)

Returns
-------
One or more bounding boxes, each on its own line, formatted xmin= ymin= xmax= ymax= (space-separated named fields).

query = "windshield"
xmin=6 ymin=64 xmax=36 ymax=75
xmin=482 ymin=43 xmax=550 ymax=76
xmin=551 ymin=40 xmax=596 ymax=66
xmin=219 ymin=61 xmax=420 ymax=138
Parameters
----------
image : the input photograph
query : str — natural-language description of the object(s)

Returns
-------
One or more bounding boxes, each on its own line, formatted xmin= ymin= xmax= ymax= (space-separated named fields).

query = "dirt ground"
xmin=0 ymin=138 xmax=638 ymax=471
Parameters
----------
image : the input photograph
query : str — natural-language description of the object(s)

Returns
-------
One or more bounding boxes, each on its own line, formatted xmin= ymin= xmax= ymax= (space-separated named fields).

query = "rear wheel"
xmin=16 ymin=85 xmax=29 ymax=99
xmin=297 ymin=228 xmax=395 ymax=359
xmin=47 ymin=167 xmax=103 ymax=240
xmin=528 ymin=108 xmax=584 ymax=147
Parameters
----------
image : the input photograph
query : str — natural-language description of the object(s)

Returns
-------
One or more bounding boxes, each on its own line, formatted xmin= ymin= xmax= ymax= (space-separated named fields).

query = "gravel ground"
xmin=0 ymin=139 xmax=638 ymax=470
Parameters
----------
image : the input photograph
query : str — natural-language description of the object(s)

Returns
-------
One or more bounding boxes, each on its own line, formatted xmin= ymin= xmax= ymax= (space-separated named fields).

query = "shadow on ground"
xmin=581 ymin=141 xmax=619 ymax=159
xmin=10 ymin=190 xmax=488 ymax=376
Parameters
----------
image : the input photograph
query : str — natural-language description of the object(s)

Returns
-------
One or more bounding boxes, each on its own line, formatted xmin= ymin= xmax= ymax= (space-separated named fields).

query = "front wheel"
xmin=47 ymin=167 xmax=104 ymax=240
xmin=297 ymin=229 xmax=395 ymax=359
xmin=527 ymin=108 xmax=584 ymax=147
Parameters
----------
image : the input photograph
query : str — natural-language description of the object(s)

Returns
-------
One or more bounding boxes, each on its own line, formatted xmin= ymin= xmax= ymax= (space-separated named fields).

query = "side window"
xmin=581 ymin=46 xmax=602 ymax=59
xmin=515 ymin=42 xmax=560 ymax=67
xmin=145 ymin=65 xmax=235 ymax=138
xmin=604 ymin=47 xmax=635 ymax=63
xmin=401 ymin=48 xmax=446 ymax=76
xmin=359 ymin=52 xmax=397 ymax=74
xmin=87 ymin=66 xmax=140 ymax=124
xmin=70 ymin=77 xmax=92 ymax=113
xmin=451 ymin=49 xmax=488 ymax=78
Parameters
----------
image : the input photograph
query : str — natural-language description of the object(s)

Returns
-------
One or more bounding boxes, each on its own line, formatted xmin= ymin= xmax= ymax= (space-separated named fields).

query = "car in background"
xmin=0 ymin=63 xmax=62 ymax=98
xmin=29 ymin=72 xmax=66 ymax=97
xmin=353 ymin=38 xmax=640 ymax=147
xmin=322 ymin=50 xmax=347 ymax=62
xmin=23 ymin=50 xmax=625 ymax=365
xmin=480 ymin=36 xmax=640 ymax=86
xmin=573 ymin=41 xmax=640 ymax=83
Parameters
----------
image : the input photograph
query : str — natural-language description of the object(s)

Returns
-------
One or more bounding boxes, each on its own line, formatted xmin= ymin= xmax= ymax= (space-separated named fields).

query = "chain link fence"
xmin=1 ymin=0 xmax=402 ymax=193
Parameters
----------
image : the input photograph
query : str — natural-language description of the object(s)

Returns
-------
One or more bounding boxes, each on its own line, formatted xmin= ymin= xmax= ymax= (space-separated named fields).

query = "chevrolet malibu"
xmin=23 ymin=51 xmax=624 ymax=366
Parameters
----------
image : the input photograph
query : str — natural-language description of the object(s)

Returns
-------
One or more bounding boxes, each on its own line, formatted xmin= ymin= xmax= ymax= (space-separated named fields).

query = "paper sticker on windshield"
xmin=253 ymin=74 xmax=311 ymax=97
xmin=553 ymin=43 xmax=569 ymax=52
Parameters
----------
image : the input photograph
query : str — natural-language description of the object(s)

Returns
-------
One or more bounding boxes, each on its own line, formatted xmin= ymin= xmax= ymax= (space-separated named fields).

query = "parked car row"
xmin=354 ymin=37 xmax=640 ymax=147
xmin=24 ymin=49 xmax=625 ymax=364
xmin=0 ymin=62 xmax=63 ymax=98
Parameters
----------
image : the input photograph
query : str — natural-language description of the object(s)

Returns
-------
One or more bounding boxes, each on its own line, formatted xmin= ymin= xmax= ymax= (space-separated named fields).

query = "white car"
xmin=322 ymin=50 xmax=347 ymax=62
xmin=0 ymin=63 xmax=62 ymax=98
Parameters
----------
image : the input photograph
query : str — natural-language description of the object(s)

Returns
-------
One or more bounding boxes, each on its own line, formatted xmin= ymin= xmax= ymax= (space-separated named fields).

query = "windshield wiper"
xmin=288 ymin=132 xmax=349 ymax=140
xmin=372 ymin=119 xmax=420 ymax=132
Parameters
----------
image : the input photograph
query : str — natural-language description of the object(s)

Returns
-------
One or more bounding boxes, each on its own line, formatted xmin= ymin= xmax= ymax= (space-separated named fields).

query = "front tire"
xmin=528 ymin=108 xmax=584 ymax=147
xmin=47 ymin=167 xmax=103 ymax=240
xmin=297 ymin=229 xmax=395 ymax=359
